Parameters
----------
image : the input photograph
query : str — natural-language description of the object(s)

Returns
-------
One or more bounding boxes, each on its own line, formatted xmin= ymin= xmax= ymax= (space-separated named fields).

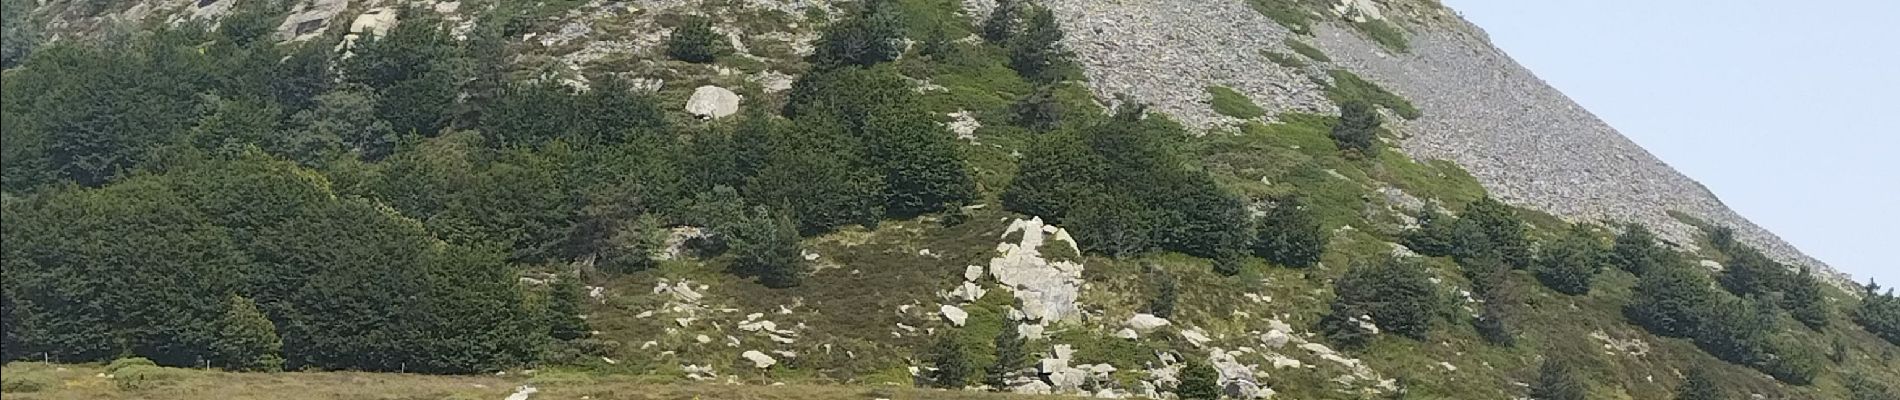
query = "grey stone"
xmin=686 ymin=86 xmax=741 ymax=119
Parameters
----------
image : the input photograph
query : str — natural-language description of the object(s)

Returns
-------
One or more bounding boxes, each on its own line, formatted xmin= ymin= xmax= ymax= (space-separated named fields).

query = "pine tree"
xmin=925 ymin=333 xmax=971 ymax=389
xmin=1331 ymin=100 xmax=1380 ymax=156
xmin=810 ymin=0 xmax=905 ymax=68
xmin=1007 ymin=6 xmax=1072 ymax=84
xmin=1674 ymin=364 xmax=1723 ymax=400
xmin=665 ymin=15 xmax=728 ymax=63
xmin=1535 ymin=226 xmax=1605 ymax=296
xmin=213 ymin=295 xmax=283 ymax=371
xmin=1176 ymin=357 xmax=1221 ymax=400
xmin=1626 ymin=262 xmax=1717 ymax=338
xmin=546 ymin=273 xmax=590 ymax=341
xmin=1149 ymin=270 xmax=1179 ymax=319
xmin=984 ymin=319 xmax=1027 ymax=389
xmin=1460 ymin=197 xmax=1533 ymax=268
xmin=1718 ymin=249 xmax=1787 ymax=298
xmin=1855 ymin=288 xmax=1900 ymax=346
xmin=1322 ymin=259 xmax=1443 ymax=346
xmin=1531 ymin=357 xmax=1587 ymax=400
xmin=1403 ymin=207 xmax=1458 ymax=257
xmin=1611 ymin=224 xmax=1671 ymax=276
xmin=1253 ymin=196 xmax=1326 ymax=268
xmin=1781 ymin=267 xmax=1830 ymax=330
xmin=1002 ymin=130 xmax=1105 ymax=221
xmin=981 ymin=0 xmax=1024 ymax=43
xmin=730 ymin=206 xmax=805 ymax=288
xmin=1474 ymin=302 xmax=1516 ymax=347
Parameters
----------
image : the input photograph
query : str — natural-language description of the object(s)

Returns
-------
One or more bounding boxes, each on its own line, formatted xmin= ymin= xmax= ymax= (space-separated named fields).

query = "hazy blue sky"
xmin=1439 ymin=0 xmax=1898 ymax=286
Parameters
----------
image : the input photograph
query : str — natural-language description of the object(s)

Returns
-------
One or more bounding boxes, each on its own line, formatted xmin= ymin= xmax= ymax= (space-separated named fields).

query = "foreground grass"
xmin=0 ymin=362 xmax=1046 ymax=400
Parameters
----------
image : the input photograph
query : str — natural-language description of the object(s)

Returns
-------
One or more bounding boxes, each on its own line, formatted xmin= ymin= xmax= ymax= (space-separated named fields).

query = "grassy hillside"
xmin=2 ymin=0 xmax=1896 ymax=399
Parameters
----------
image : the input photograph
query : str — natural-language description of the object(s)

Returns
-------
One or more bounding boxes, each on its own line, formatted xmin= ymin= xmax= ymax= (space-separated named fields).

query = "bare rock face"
xmin=686 ymin=86 xmax=742 ymax=119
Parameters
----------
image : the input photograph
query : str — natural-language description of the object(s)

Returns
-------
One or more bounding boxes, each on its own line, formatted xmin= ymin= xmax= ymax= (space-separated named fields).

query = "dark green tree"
xmin=281 ymin=83 xmax=394 ymax=164
xmin=1150 ymin=175 xmax=1252 ymax=259
xmin=747 ymin=118 xmax=884 ymax=235
xmin=212 ymin=295 xmax=284 ymax=371
xmin=1719 ymin=249 xmax=1788 ymax=299
xmin=481 ymin=82 xmax=580 ymax=148
xmin=924 ymin=333 xmax=971 ymax=389
xmin=1460 ymin=196 xmax=1533 ymax=268
xmin=574 ymin=77 xmax=669 ymax=144
xmin=1176 ymin=357 xmax=1221 ymax=400
xmin=861 ymin=103 xmax=976 ymax=218
xmin=1010 ymin=85 xmax=1066 ymax=131
xmin=730 ymin=206 xmax=805 ymax=288
xmin=809 ymin=0 xmax=905 ymax=68
xmin=1694 ymin=296 xmax=1775 ymax=366
xmin=1674 ymin=364 xmax=1723 ymax=400
xmin=1531 ymin=357 xmax=1588 ymax=400
xmin=339 ymin=9 xmax=463 ymax=137
xmin=1001 ymin=130 xmax=1105 ymax=221
xmin=1066 ymin=192 xmax=1156 ymax=258
xmin=1330 ymin=100 xmax=1380 ymax=156
xmin=1320 ymin=259 xmax=1443 ymax=347
xmin=1402 ymin=207 xmax=1458 ymax=257
xmin=1473 ymin=302 xmax=1516 ymax=347
xmin=546 ymin=274 xmax=590 ymax=341
xmin=981 ymin=0 xmax=1024 ymax=43
xmin=984 ymin=319 xmax=1028 ymax=389
xmin=1253 ymin=196 xmax=1326 ymax=268
xmin=1781 ymin=267 xmax=1830 ymax=330
xmin=1625 ymin=262 xmax=1718 ymax=338
xmin=665 ymin=15 xmax=729 ymax=63
xmin=1855 ymin=288 xmax=1900 ymax=346
xmin=1 ymin=0 xmax=40 ymax=68
xmin=1611 ymin=224 xmax=1673 ymax=276
xmin=1534 ymin=226 xmax=1606 ymax=296
xmin=1149 ymin=270 xmax=1179 ymax=319
xmin=1006 ymin=6 xmax=1072 ymax=84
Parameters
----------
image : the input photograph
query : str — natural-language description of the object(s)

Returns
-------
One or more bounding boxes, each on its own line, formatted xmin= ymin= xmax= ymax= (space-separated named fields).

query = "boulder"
xmin=741 ymin=350 xmax=777 ymax=369
xmin=1115 ymin=328 xmax=1139 ymax=339
xmin=940 ymin=305 xmax=969 ymax=326
xmin=1126 ymin=313 xmax=1171 ymax=332
xmin=686 ymin=86 xmax=741 ymax=119
xmin=1182 ymin=328 xmax=1213 ymax=347
xmin=1260 ymin=330 xmax=1290 ymax=348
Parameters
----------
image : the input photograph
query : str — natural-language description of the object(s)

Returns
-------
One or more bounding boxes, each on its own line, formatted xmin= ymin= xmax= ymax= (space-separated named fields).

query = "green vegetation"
xmin=211 ymin=296 xmax=284 ymax=372
xmin=1005 ymin=6 xmax=1074 ymax=84
xmin=1675 ymin=365 xmax=1723 ymax=400
xmin=1176 ymin=357 xmax=1221 ymax=399
xmin=1247 ymin=0 xmax=1315 ymax=35
xmin=666 ymin=15 xmax=730 ymax=63
xmin=1320 ymin=259 xmax=1443 ymax=348
xmin=1284 ymin=38 xmax=1331 ymax=62
xmin=811 ymin=0 xmax=907 ymax=68
xmin=1330 ymin=100 xmax=1381 ymax=156
xmin=925 ymin=333 xmax=973 ymax=388
xmin=1327 ymin=69 xmax=1422 ymax=120
xmin=1534 ymin=226 xmax=1607 ymax=296
xmin=1261 ymin=50 xmax=1307 ymax=69
xmin=1208 ymin=85 xmax=1267 ymax=119
xmin=1252 ymin=196 xmax=1325 ymax=268
xmin=1354 ymin=20 xmax=1410 ymax=53
xmin=1531 ymin=357 xmax=1587 ymax=400
xmin=1855 ymin=283 xmax=1900 ymax=345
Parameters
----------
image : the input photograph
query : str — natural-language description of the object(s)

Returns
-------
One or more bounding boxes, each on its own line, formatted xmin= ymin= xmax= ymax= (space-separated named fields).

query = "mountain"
xmin=1 ymin=0 xmax=1895 ymax=399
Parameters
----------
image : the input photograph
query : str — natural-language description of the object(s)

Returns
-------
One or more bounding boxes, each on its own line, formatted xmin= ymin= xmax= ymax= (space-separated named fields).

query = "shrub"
xmin=1625 ymin=262 xmax=1717 ymax=338
xmin=111 ymin=364 xmax=182 ymax=391
xmin=1148 ymin=269 xmax=1180 ymax=318
xmin=1459 ymin=197 xmax=1533 ymax=268
xmin=1531 ymin=357 xmax=1587 ymax=400
xmin=1252 ymin=196 xmax=1325 ymax=268
xmin=1006 ymin=7 xmax=1074 ymax=84
xmin=981 ymin=0 xmax=1024 ymax=43
xmin=1674 ymin=365 xmax=1722 ymax=400
xmin=1694 ymin=297 xmax=1774 ymax=366
xmin=1330 ymin=100 xmax=1380 ymax=156
xmin=1855 ymin=288 xmax=1900 ymax=346
xmin=1473 ymin=302 xmax=1516 ymax=347
xmin=924 ymin=333 xmax=971 ymax=389
xmin=1781 ymin=268 xmax=1830 ymax=331
xmin=546 ymin=274 xmax=591 ymax=341
xmin=1610 ymin=224 xmax=1671 ymax=276
xmin=729 ymin=206 xmax=805 ymax=288
xmin=1208 ymin=86 xmax=1266 ymax=119
xmin=105 ymin=357 xmax=158 ymax=375
xmin=1247 ymin=0 xmax=1314 ymax=35
xmin=1760 ymin=339 xmax=1821 ymax=385
xmin=666 ymin=15 xmax=728 ymax=63
xmin=0 ymin=370 xmax=50 ymax=393
xmin=1718 ymin=249 xmax=1787 ymax=298
xmin=213 ymin=295 xmax=285 ymax=371
xmin=1176 ymin=357 xmax=1221 ymax=400
xmin=810 ymin=0 xmax=905 ymax=68
xmin=1534 ymin=226 xmax=1606 ymax=296
xmin=1321 ymin=259 xmax=1442 ymax=347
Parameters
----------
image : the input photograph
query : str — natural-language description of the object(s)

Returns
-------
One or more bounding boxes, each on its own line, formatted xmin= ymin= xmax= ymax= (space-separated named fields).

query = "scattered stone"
xmin=741 ymin=350 xmax=777 ymax=369
xmin=940 ymin=305 xmax=969 ymax=326
xmin=1126 ymin=313 xmax=1171 ymax=333
xmin=505 ymin=385 xmax=538 ymax=400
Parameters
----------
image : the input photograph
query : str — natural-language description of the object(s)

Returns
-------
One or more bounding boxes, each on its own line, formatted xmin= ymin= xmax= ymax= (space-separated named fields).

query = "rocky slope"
xmin=1027 ymin=0 xmax=1848 ymax=288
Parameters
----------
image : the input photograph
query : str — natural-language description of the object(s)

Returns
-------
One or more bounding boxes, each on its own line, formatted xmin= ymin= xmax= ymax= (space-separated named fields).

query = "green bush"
xmin=1176 ymin=357 xmax=1221 ymax=400
xmin=1284 ymin=38 xmax=1330 ymax=62
xmin=1320 ymin=259 xmax=1443 ymax=347
xmin=923 ymin=333 xmax=971 ymax=388
xmin=1610 ymin=224 xmax=1672 ymax=276
xmin=1248 ymin=0 xmax=1314 ymax=35
xmin=665 ymin=15 xmax=729 ymax=63
xmin=1625 ymin=262 xmax=1717 ymax=338
xmin=1330 ymin=100 xmax=1380 ymax=156
xmin=1534 ymin=226 xmax=1606 ymax=296
xmin=111 ymin=364 xmax=182 ymax=391
xmin=1252 ymin=196 xmax=1325 ymax=268
xmin=1208 ymin=86 xmax=1266 ymax=119
xmin=1674 ymin=365 xmax=1722 ymax=400
xmin=1856 ymin=286 xmax=1900 ymax=346
xmin=1531 ymin=357 xmax=1587 ymax=400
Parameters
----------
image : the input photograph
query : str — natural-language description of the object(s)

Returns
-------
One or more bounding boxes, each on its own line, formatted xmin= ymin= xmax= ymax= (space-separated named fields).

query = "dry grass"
xmin=0 ymin=362 xmax=1051 ymax=400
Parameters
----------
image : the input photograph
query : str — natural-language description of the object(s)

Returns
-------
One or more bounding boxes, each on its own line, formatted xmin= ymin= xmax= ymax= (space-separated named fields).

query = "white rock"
xmin=685 ymin=86 xmax=741 ymax=119
xmin=741 ymin=350 xmax=777 ymax=369
xmin=1116 ymin=328 xmax=1140 ymax=339
xmin=695 ymin=334 xmax=712 ymax=344
xmin=941 ymin=305 xmax=969 ymax=326
xmin=504 ymin=385 xmax=538 ymax=400
xmin=1182 ymin=329 xmax=1213 ymax=347
xmin=1018 ymin=323 xmax=1045 ymax=339
xmin=1012 ymin=380 xmax=1053 ymax=394
xmin=1260 ymin=330 xmax=1291 ymax=348
xmin=964 ymin=265 xmax=984 ymax=281
xmin=1439 ymin=361 xmax=1458 ymax=371
xmin=1126 ymin=313 xmax=1172 ymax=332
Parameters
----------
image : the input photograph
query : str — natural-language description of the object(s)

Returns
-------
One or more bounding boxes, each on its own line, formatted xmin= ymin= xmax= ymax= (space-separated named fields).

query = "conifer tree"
xmin=1331 ymin=100 xmax=1380 ymax=156
xmin=1674 ymin=364 xmax=1723 ymax=400
xmin=981 ymin=0 xmax=1024 ymax=44
xmin=730 ymin=206 xmax=805 ymax=288
xmin=1535 ymin=225 xmax=1606 ymax=296
xmin=665 ymin=15 xmax=728 ymax=63
xmin=1253 ymin=196 xmax=1326 ymax=268
xmin=213 ymin=295 xmax=284 ymax=371
xmin=985 ymin=319 xmax=1028 ymax=389
xmin=1176 ymin=357 xmax=1221 ymax=400
xmin=1007 ymin=6 xmax=1072 ymax=84
xmin=1782 ymin=267 xmax=1830 ymax=330
xmin=1531 ymin=357 xmax=1587 ymax=400
xmin=546 ymin=274 xmax=590 ymax=341
xmin=925 ymin=333 xmax=971 ymax=389
xmin=1626 ymin=262 xmax=1717 ymax=338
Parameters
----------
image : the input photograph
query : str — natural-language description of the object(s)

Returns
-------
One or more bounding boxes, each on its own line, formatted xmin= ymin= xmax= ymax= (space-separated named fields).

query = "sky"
xmin=1438 ymin=0 xmax=1899 ymax=286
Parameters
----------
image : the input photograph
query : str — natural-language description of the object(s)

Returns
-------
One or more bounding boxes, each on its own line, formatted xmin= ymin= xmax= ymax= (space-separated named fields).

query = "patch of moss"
xmin=1247 ymin=0 xmax=1315 ymax=35
xmin=1326 ymin=69 xmax=1422 ymax=120
xmin=1284 ymin=38 xmax=1332 ymax=62
xmin=1207 ymin=86 xmax=1267 ymax=119
xmin=1354 ymin=20 xmax=1410 ymax=53
xmin=1262 ymin=50 xmax=1308 ymax=69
